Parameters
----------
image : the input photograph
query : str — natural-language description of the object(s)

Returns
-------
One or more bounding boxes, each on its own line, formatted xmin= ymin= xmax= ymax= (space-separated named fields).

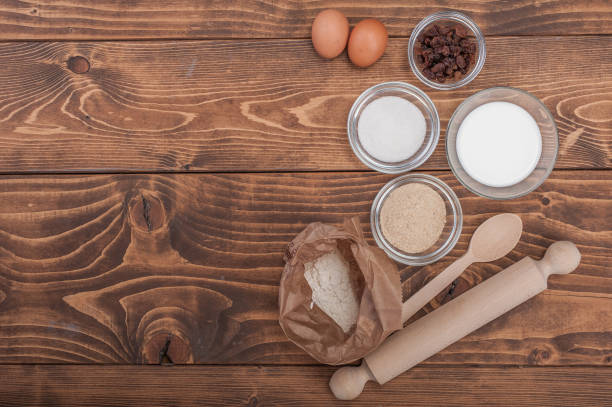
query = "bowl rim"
xmin=370 ymin=173 xmax=463 ymax=265
xmin=445 ymin=86 xmax=559 ymax=200
xmin=408 ymin=11 xmax=486 ymax=90
xmin=347 ymin=81 xmax=440 ymax=174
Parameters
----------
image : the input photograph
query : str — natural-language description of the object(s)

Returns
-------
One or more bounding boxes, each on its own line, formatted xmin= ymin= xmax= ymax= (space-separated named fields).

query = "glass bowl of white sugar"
xmin=348 ymin=82 xmax=440 ymax=173
xmin=446 ymin=87 xmax=558 ymax=200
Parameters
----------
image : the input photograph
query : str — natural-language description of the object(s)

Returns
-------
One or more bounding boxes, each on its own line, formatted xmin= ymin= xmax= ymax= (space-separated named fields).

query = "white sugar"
xmin=358 ymin=96 xmax=426 ymax=163
xmin=457 ymin=101 xmax=542 ymax=187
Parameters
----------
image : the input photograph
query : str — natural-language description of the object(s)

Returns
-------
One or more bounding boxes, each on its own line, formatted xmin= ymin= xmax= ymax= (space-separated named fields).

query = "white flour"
xmin=304 ymin=249 xmax=360 ymax=333
xmin=358 ymin=96 xmax=426 ymax=163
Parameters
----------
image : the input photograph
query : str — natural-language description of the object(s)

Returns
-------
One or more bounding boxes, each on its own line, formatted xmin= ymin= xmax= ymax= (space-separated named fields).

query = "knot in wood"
xmin=128 ymin=192 xmax=165 ymax=232
xmin=528 ymin=348 xmax=551 ymax=365
xmin=247 ymin=394 xmax=259 ymax=407
xmin=435 ymin=277 xmax=470 ymax=307
xmin=142 ymin=332 xmax=192 ymax=365
xmin=67 ymin=56 xmax=90 ymax=74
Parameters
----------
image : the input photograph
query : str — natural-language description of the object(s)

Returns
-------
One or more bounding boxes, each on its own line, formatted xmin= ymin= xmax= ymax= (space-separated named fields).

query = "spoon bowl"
xmin=469 ymin=213 xmax=523 ymax=262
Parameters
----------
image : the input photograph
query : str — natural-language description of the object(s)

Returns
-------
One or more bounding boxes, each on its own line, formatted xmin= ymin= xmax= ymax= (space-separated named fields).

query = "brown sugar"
xmin=380 ymin=183 xmax=446 ymax=253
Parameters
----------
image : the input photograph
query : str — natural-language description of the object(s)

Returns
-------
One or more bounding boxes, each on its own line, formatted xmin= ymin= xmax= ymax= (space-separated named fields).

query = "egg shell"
xmin=311 ymin=9 xmax=350 ymax=59
xmin=348 ymin=19 xmax=388 ymax=67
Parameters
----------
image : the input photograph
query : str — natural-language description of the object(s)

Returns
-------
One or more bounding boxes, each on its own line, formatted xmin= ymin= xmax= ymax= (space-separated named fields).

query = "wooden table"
xmin=0 ymin=1 xmax=610 ymax=406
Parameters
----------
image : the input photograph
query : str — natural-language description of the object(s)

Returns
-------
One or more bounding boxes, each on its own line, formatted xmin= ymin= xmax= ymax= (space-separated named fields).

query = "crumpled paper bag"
xmin=279 ymin=217 xmax=402 ymax=365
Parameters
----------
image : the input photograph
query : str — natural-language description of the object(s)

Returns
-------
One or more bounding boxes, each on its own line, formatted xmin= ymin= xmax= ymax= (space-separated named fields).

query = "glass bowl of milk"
xmin=348 ymin=81 xmax=440 ymax=173
xmin=446 ymin=87 xmax=558 ymax=200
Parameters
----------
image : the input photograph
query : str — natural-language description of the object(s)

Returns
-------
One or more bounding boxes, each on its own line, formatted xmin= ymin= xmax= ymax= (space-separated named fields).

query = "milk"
xmin=456 ymin=101 xmax=542 ymax=187
xmin=358 ymin=96 xmax=426 ymax=163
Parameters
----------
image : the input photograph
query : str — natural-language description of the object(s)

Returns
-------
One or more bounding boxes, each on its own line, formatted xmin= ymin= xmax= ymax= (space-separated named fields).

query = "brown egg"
xmin=311 ymin=9 xmax=350 ymax=59
xmin=348 ymin=19 xmax=388 ymax=67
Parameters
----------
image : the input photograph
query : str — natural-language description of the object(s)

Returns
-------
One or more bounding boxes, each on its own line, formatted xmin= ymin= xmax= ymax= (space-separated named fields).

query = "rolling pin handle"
xmin=329 ymin=361 xmax=375 ymax=400
xmin=536 ymin=241 xmax=581 ymax=277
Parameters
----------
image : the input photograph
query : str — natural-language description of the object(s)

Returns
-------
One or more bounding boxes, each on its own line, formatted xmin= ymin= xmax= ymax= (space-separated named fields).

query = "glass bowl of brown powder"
xmin=371 ymin=174 xmax=462 ymax=265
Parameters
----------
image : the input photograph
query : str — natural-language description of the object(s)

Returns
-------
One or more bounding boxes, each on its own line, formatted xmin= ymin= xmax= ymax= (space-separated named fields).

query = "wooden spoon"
xmin=401 ymin=213 xmax=522 ymax=323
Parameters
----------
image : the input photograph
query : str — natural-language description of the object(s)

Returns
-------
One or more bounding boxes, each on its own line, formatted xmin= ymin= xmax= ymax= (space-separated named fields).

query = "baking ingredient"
xmin=415 ymin=23 xmax=476 ymax=83
xmin=304 ymin=249 xmax=361 ymax=333
xmin=357 ymin=96 xmax=426 ymax=163
xmin=348 ymin=19 xmax=388 ymax=67
xmin=279 ymin=218 xmax=402 ymax=365
xmin=380 ymin=183 xmax=446 ymax=253
xmin=311 ymin=9 xmax=350 ymax=59
xmin=457 ymin=101 xmax=542 ymax=187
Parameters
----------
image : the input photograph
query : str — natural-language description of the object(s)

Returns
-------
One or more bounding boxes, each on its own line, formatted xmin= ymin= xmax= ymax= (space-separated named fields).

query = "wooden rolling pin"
xmin=330 ymin=241 xmax=581 ymax=400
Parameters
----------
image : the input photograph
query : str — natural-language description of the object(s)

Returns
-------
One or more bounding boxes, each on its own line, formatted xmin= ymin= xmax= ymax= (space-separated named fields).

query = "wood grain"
xmin=1 ymin=365 xmax=611 ymax=406
xmin=0 ymin=171 xmax=609 ymax=364
xmin=1 ymin=0 xmax=611 ymax=40
xmin=0 ymin=37 xmax=610 ymax=173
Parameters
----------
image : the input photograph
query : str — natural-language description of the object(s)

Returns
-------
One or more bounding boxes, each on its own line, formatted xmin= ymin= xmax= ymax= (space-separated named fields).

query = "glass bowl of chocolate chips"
xmin=408 ymin=11 xmax=486 ymax=90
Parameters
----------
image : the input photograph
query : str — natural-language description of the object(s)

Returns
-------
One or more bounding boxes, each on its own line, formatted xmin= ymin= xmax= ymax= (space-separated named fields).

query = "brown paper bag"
xmin=279 ymin=217 xmax=402 ymax=365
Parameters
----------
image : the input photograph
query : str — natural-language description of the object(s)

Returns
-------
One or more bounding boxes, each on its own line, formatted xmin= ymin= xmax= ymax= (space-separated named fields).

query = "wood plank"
xmin=0 ymin=365 xmax=610 ymax=406
xmin=1 ymin=0 xmax=611 ymax=40
xmin=0 ymin=37 xmax=610 ymax=173
xmin=0 ymin=170 xmax=609 ymax=365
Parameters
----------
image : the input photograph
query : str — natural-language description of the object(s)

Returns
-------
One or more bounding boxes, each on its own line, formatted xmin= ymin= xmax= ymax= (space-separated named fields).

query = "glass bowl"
xmin=348 ymin=82 xmax=440 ymax=174
xmin=446 ymin=87 xmax=558 ymax=200
xmin=408 ymin=11 xmax=486 ymax=90
xmin=371 ymin=173 xmax=462 ymax=265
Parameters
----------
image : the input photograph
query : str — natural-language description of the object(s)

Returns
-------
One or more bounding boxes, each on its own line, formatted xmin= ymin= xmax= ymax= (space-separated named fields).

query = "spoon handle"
xmin=401 ymin=253 xmax=473 ymax=323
